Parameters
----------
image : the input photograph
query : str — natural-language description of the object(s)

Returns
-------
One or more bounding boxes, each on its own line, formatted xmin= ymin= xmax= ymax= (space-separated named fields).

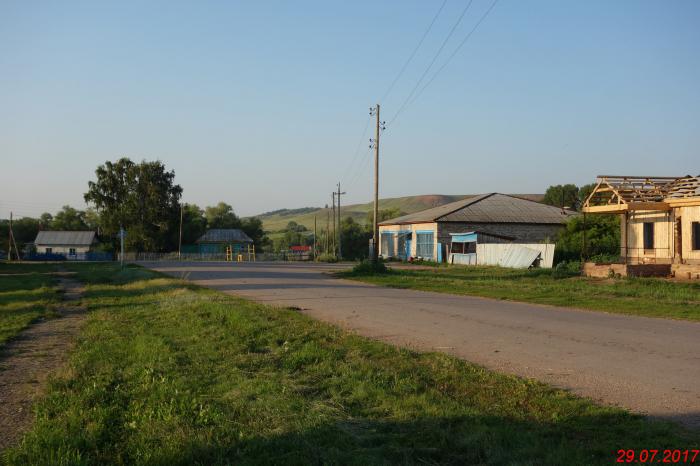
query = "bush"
xmin=589 ymin=253 xmax=621 ymax=264
xmin=316 ymin=253 xmax=338 ymax=263
xmin=552 ymin=260 xmax=581 ymax=279
xmin=351 ymin=259 xmax=388 ymax=275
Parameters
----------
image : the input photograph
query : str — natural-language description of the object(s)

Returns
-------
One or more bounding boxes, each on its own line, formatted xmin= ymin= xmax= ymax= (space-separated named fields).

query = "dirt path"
xmin=0 ymin=274 xmax=87 ymax=450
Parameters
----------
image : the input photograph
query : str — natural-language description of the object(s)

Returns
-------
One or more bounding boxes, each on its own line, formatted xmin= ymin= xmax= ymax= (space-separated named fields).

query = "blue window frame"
xmin=381 ymin=233 xmax=395 ymax=257
xmin=415 ymin=232 xmax=434 ymax=259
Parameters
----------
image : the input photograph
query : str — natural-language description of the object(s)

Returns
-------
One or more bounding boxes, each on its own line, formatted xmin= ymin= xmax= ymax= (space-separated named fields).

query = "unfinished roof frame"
xmin=582 ymin=175 xmax=700 ymax=213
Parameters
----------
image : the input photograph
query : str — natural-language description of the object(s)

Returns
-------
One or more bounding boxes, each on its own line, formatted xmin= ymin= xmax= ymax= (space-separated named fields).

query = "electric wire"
xmin=378 ymin=0 xmax=448 ymax=104
xmin=387 ymin=0 xmax=475 ymax=127
xmin=408 ymin=0 xmax=500 ymax=110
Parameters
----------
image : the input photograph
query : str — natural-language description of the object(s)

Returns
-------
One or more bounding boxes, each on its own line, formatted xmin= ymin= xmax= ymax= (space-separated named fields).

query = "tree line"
xmin=0 ymin=158 xmax=269 ymax=254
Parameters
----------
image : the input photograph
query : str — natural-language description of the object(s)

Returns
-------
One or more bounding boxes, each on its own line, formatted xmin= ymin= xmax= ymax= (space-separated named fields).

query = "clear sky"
xmin=1 ymin=0 xmax=698 ymax=218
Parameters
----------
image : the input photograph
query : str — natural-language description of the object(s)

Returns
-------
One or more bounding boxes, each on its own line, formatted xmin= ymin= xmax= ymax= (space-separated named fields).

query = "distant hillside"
xmin=254 ymin=194 xmax=544 ymax=233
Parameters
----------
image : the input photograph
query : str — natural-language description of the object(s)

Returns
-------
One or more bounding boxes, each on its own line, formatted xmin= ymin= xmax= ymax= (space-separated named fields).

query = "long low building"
xmin=378 ymin=193 xmax=576 ymax=265
xmin=34 ymin=231 xmax=97 ymax=258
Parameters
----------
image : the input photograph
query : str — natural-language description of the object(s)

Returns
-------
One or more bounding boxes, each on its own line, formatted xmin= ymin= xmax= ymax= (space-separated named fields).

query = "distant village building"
xmin=34 ymin=231 xmax=97 ymax=258
xmin=196 ymin=229 xmax=253 ymax=255
xmin=582 ymin=175 xmax=700 ymax=278
xmin=378 ymin=193 xmax=575 ymax=268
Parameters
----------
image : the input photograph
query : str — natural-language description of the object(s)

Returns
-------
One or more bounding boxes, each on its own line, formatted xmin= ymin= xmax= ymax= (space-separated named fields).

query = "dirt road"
xmin=144 ymin=261 xmax=700 ymax=428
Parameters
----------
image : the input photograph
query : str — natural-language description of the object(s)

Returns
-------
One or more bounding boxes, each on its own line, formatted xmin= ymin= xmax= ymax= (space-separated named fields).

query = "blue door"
xmin=406 ymin=240 xmax=412 ymax=259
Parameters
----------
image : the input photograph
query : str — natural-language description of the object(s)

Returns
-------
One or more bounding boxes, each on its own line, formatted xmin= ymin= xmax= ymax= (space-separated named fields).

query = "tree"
xmin=555 ymin=214 xmax=620 ymax=263
xmin=205 ymin=202 xmax=241 ymax=229
xmin=0 ymin=217 xmax=41 ymax=254
xmin=341 ymin=217 xmax=371 ymax=260
xmin=543 ymin=184 xmax=580 ymax=210
xmin=84 ymin=157 xmax=182 ymax=252
xmin=365 ymin=208 xmax=404 ymax=228
xmin=39 ymin=213 xmax=53 ymax=230
xmin=51 ymin=205 xmax=88 ymax=231
xmin=179 ymin=204 xmax=207 ymax=245
xmin=240 ymin=217 xmax=270 ymax=250
xmin=578 ymin=183 xmax=597 ymax=208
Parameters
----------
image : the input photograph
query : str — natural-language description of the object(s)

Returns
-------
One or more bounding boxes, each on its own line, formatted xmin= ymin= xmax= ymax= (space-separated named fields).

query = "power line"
xmin=378 ymin=0 xmax=448 ymax=104
xmin=387 ymin=0 xmax=475 ymax=127
xmin=338 ymin=114 xmax=372 ymax=187
xmin=408 ymin=0 xmax=500 ymax=109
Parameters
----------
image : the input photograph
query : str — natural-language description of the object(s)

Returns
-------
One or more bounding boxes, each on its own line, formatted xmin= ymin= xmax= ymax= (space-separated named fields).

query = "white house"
xmin=34 ymin=231 xmax=97 ymax=258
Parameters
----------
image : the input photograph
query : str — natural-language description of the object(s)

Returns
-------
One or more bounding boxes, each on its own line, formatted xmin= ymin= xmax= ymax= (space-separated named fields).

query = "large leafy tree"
xmin=181 ymin=204 xmax=208 ymax=244
xmin=51 ymin=205 xmax=88 ymax=231
xmin=543 ymin=184 xmax=580 ymax=210
xmin=205 ymin=202 xmax=241 ymax=229
xmin=84 ymin=158 xmax=182 ymax=252
xmin=341 ymin=217 xmax=371 ymax=260
xmin=240 ymin=217 xmax=269 ymax=250
xmin=555 ymin=214 xmax=620 ymax=263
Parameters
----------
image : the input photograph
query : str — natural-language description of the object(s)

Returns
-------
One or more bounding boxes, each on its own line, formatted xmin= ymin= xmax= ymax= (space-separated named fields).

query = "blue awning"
xmin=450 ymin=232 xmax=477 ymax=243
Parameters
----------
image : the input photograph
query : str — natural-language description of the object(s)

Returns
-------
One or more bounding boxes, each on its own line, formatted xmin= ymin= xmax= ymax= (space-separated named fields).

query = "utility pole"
xmin=119 ymin=226 xmax=125 ymax=268
xmin=313 ymin=215 xmax=317 ymax=260
xmin=178 ymin=203 xmax=184 ymax=260
xmin=336 ymin=182 xmax=346 ymax=259
xmin=325 ymin=205 xmax=330 ymax=255
xmin=369 ymin=104 xmax=385 ymax=262
xmin=7 ymin=212 xmax=12 ymax=262
xmin=331 ymin=192 xmax=336 ymax=257
xmin=8 ymin=212 xmax=18 ymax=262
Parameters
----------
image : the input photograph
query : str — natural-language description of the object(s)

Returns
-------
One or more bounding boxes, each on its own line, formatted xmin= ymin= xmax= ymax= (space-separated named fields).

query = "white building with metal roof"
xmin=378 ymin=193 xmax=576 ymax=267
xmin=34 ymin=231 xmax=97 ymax=257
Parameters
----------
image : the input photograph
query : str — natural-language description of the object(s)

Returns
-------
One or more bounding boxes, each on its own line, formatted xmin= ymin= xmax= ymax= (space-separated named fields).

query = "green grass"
xmin=255 ymin=194 xmax=473 ymax=233
xmin=3 ymin=263 xmax=698 ymax=465
xmin=339 ymin=264 xmax=700 ymax=321
xmin=0 ymin=262 xmax=61 ymax=346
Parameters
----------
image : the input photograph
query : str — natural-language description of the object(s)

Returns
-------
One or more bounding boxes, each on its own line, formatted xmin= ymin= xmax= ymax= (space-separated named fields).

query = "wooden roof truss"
xmin=582 ymin=176 xmax=679 ymax=213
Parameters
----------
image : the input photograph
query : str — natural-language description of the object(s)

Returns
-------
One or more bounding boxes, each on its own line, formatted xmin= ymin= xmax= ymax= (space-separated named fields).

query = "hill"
xmin=254 ymin=194 xmax=544 ymax=233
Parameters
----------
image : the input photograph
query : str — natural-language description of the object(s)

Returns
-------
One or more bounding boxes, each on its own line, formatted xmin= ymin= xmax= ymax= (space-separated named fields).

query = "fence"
xmin=120 ymin=252 xmax=313 ymax=262
xmin=24 ymin=252 xmax=113 ymax=262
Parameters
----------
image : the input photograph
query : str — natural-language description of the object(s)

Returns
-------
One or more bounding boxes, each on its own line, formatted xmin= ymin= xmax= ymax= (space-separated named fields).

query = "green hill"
xmin=254 ymin=194 xmax=544 ymax=233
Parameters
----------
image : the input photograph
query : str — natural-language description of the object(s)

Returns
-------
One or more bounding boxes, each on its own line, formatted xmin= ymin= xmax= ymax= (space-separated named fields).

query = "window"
xmin=381 ymin=233 xmax=395 ymax=257
xmin=45 ymin=247 xmax=52 ymax=254
xmin=69 ymin=248 xmax=77 ymax=255
xmin=416 ymin=232 xmax=434 ymax=259
xmin=643 ymin=222 xmax=654 ymax=250
xmin=693 ymin=222 xmax=700 ymax=251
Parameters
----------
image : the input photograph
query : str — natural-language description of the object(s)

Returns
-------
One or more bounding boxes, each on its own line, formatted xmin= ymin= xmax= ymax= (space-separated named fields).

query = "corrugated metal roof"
xmin=34 ymin=231 xmax=96 ymax=246
xmin=380 ymin=193 xmax=575 ymax=225
xmin=196 ymin=229 xmax=253 ymax=243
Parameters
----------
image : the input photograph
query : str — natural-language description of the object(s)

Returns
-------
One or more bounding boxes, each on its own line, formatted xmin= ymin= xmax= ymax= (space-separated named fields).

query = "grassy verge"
xmin=3 ymin=263 xmax=698 ymax=465
xmin=339 ymin=264 xmax=700 ymax=321
xmin=0 ymin=262 xmax=61 ymax=346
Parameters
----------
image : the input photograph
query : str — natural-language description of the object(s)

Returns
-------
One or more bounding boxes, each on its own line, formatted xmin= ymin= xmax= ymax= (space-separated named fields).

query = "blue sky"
xmin=1 ymin=0 xmax=698 ymax=217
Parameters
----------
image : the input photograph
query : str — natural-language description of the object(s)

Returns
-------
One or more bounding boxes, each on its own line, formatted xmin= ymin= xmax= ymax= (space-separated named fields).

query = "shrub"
xmin=552 ymin=260 xmax=581 ymax=279
xmin=351 ymin=259 xmax=388 ymax=275
xmin=316 ymin=253 xmax=338 ymax=263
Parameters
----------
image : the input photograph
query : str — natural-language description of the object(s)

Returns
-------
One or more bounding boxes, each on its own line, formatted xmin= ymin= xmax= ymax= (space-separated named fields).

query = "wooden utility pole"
xmin=331 ymin=192 xmax=336 ymax=257
xmin=336 ymin=182 xmax=346 ymax=259
xmin=178 ymin=203 xmax=184 ymax=260
xmin=325 ymin=206 xmax=330 ymax=255
xmin=7 ymin=212 xmax=12 ymax=261
xmin=371 ymin=104 xmax=382 ymax=262
xmin=8 ymin=212 xmax=18 ymax=262
xmin=313 ymin=215 xmax=317 ymax=260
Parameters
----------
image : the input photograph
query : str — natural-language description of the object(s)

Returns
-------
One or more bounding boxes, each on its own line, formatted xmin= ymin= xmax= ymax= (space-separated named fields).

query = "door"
xmin=406 ymin=240 xmax=412 ymax=259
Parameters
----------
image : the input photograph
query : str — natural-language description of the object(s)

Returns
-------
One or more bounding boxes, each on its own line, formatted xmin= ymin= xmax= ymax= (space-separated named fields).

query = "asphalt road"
xmin=143 ymin=261 xmax=700 ymax=428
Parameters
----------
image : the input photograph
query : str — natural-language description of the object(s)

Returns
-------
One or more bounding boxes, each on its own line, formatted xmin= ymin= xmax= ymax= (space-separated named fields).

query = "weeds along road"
xmin=142 ymin=261 xmax=700 ymax=429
